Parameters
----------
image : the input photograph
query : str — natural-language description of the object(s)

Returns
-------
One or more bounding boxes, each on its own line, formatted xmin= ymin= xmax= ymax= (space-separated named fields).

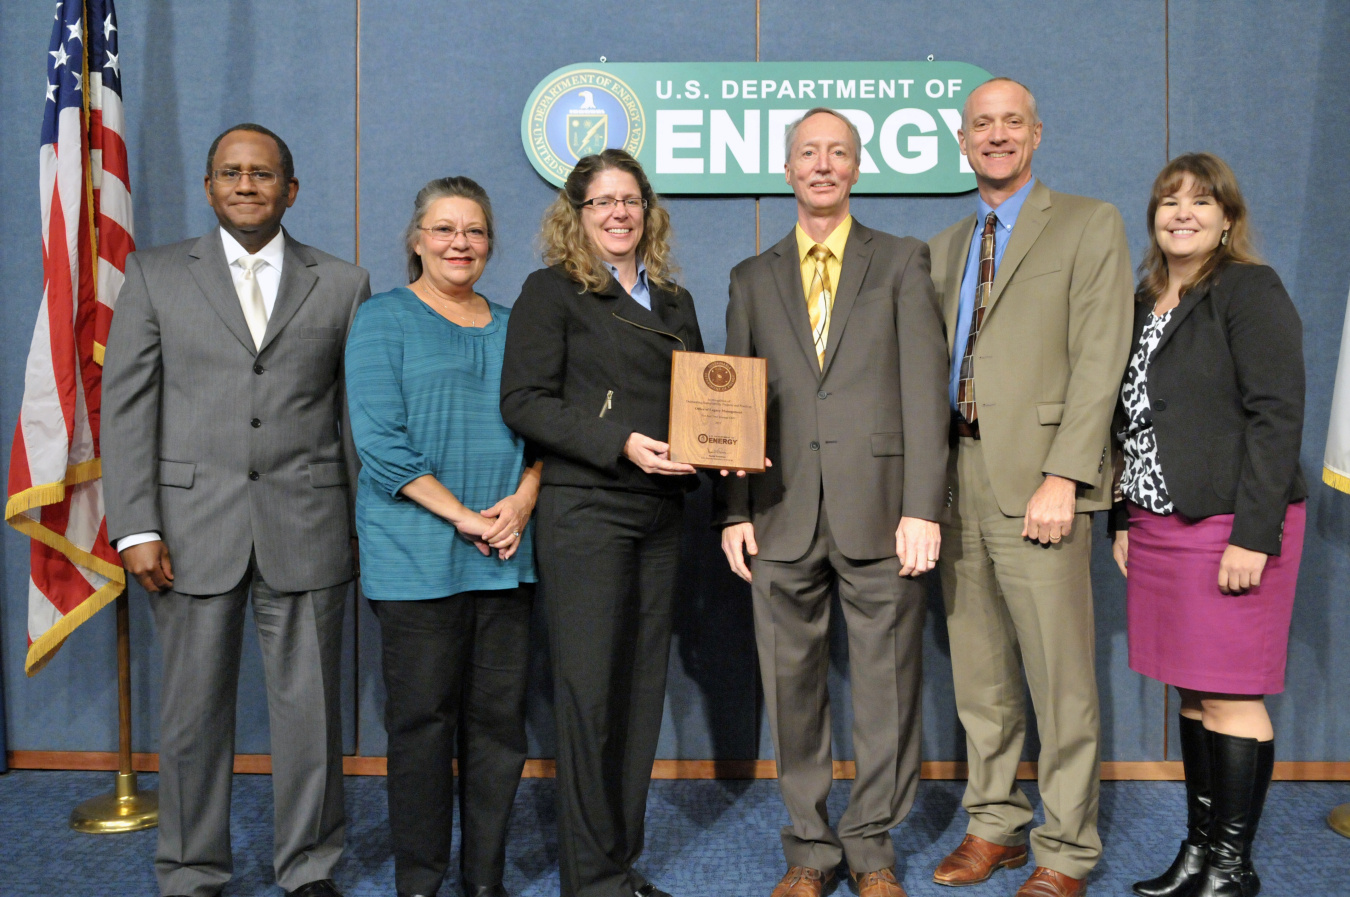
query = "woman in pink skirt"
xmin=1110 ymin=153 xmax=1305 ymax=897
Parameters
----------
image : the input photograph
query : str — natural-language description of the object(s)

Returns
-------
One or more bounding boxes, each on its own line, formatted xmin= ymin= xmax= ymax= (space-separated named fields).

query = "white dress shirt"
xmin=222 ymin=227 xmax=286 ymax=317
xmin=116 ymin=228 xmax=287 ymax=554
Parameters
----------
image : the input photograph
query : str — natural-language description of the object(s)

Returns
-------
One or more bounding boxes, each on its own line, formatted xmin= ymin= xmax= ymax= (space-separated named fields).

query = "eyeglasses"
xmin=579 ymin=196 xmax=647 ymax=211
xmin=212 ymin=169 xmax=281 ymax=185
xmin=419 ymin=225 xmax=489 ymax=243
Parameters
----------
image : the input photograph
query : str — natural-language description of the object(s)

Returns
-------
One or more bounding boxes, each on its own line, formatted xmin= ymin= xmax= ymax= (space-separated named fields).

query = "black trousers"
xmin=371 ymin=585 xmax=534 ymax=897
xmin=536 ymin=485 xmax=684 ymax=897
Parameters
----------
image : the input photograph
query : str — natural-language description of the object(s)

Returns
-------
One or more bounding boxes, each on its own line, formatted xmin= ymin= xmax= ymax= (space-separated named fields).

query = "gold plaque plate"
xmin=668 ymin=350 xmax=767 ymax=472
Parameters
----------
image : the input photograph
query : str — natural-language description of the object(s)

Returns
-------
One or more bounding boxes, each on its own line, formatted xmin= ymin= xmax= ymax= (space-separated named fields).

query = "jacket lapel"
xmin=987 ymin=179 xmax=1052 ymax=315
xmin=821 ymin=221 xmax=874 ymax=375
xmin=609 ymin=276 xmax=670 ymax=332
xmin=648 ymin=282 xmax=688 ymax=340
xmin=769 ymin=229 xmax=821 ymax=374
xmin=188 ymin=230 xmax=257 ymax=354
xmin=1131 ymin=297 xmax=1150 ymax=348
xmin=943 ymin=214 xmax=978 ymax=354
xmin=1153 ymin=280 xmax=1210 ymax=357
xmin=259 ymin=230 xmax=318 ymax=354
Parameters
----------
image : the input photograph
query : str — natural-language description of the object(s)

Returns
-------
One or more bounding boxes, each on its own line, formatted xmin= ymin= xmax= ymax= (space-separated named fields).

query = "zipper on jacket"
xmin=610 ymin=312 xmax=686 ymax=349
xmin=599 ymin=390 xmax=613 ymax=418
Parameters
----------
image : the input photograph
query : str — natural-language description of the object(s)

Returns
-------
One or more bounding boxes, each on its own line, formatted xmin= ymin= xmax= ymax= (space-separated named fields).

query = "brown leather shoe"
xmin=851 ymin=867 xmax=907 ymax=897
xmin=769 ymin=866 xmax=834 ymax=897
xmin=1014 ymin=867 xmax=1087 ymax=897
xmin=932 ymin=834 xmax=1029 ymax=886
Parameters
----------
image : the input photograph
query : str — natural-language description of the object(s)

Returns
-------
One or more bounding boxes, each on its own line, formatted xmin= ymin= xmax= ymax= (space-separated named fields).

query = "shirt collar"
xmin=976 ymin=177 xmax=1036 ymax=233
xmin=603 ymin=259 xmax=648 ymax=288
xmin=795 ymin=215 xmax=853 ymax=262
xmin=220 ymin=227 xmax=285 ymax=270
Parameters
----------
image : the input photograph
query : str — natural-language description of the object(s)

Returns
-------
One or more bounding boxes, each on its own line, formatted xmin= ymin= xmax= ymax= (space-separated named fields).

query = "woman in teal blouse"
xmin=346 ymin=176 xmax=539 ymax=897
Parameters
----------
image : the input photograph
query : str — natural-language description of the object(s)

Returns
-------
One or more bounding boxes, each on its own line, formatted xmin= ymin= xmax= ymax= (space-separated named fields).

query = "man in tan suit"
xmin=927 ymin=79 xmax=1133 ymax=897
xmin=716 ymin=108 xmax=950 ymax=897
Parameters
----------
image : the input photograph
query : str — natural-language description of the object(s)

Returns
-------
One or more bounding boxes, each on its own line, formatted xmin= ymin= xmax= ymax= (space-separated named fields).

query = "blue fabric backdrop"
xmin=1 ymin=0 xmax=1347 ymax=765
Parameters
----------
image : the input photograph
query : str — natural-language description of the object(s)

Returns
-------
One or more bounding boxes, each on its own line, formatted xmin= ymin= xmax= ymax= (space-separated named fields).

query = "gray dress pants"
xmin=149 ymin=559 xmax=347 ymax=897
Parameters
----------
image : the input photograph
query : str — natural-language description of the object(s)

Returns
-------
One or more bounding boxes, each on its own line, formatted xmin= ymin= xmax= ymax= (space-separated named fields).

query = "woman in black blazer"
xmin=500 ymin=150 xmax=703 ymax=897
xmin=1111 ymin=153 xmax=1305 ymax=897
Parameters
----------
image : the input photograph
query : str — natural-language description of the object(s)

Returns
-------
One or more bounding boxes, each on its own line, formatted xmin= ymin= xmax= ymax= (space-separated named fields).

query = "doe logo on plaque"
xmin=668 ymin=351 xmax=767 ymax=472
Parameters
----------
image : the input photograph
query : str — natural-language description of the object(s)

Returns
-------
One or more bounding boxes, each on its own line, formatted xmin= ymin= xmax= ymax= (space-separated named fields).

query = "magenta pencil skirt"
xmin=1125 ymin=500 xmax=1305 ymax=695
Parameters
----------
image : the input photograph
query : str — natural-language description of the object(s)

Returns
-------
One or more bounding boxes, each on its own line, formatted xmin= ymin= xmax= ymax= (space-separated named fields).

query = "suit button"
xmin=248 ymin=470 xmax=260 ymax=481
xmin=253 ymin=364 xmax=264 ymax=375
xmin=809 ymin=441 xmax=820 ymax=451
xmin=818 ymin=391 xmax=828 ymax=400
xmin=1155 ymin=399 xmax=1167 ymax=412
xmin=251 ymin=418 xmax=261 ymax=428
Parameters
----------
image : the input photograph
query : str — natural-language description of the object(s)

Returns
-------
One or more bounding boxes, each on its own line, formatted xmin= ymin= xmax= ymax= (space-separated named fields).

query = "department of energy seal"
xmin=523 ymin=68 xmax=645 ymax=186
xmin=703 ymin=361 xmax=736 ymax=392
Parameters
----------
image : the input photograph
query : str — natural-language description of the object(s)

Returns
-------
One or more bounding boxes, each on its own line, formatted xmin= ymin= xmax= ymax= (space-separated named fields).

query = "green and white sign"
xmin=521 ymin=61 xmax=991 ymax=195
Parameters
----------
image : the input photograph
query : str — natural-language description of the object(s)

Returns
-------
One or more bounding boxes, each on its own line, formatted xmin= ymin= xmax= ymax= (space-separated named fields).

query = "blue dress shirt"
xmin=603 ymin=260 xmax=651 ymax=309
xmin=948 ymin=177 xmax=1037 ymax=410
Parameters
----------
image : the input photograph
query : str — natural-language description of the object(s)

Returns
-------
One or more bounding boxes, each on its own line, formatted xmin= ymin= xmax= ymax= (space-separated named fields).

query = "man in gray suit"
xmin=715 ymin=108 xmax=950 ymax=897
xmin=103 ymin=124 xmax=369 ymax=897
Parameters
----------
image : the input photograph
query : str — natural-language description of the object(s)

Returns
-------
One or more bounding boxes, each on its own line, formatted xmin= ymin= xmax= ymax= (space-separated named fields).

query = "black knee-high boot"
xmin=1187 ymin=732 xmax=1274 ymax=897
xmin=1132 ymin=716 xmax=1212 ymax=897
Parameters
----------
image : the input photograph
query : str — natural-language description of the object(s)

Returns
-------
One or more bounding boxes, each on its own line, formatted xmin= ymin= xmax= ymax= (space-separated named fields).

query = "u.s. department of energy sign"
xmin=521 ymin=61 xmax=992 ymax=195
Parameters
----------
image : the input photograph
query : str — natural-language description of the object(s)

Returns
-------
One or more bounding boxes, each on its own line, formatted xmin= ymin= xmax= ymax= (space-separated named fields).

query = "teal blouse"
xmin=346 ymin=287 xmax=536 ymax=600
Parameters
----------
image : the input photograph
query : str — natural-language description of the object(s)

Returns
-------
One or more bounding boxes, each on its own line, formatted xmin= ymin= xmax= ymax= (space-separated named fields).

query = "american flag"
xmin=5 ymin=0 xmax=133 ymax=675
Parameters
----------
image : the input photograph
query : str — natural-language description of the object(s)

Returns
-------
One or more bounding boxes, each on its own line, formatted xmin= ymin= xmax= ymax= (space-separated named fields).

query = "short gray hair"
xmin=404 ymin=176 xmax=495 ymax=283
xmin=962 ymin=77 xmax=1039 ymax=130
xmin=784 ymin=107 xmax=862 ymax=163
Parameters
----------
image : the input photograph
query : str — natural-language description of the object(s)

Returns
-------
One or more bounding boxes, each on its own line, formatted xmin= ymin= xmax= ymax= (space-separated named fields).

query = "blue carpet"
xmin=0 ymin=771 xmax=1346 ymax=896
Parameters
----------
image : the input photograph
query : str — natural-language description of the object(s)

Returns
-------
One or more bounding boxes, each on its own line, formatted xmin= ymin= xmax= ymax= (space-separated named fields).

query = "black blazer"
xmin=501 ymin=264 xmax=704 ymax=494
xmin=1112 ymin=262 xmax=1306 ymax=554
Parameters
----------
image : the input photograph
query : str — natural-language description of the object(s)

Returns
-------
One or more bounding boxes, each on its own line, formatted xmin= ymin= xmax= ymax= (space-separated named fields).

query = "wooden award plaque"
xmin=668 ymin=350 xmax=767 ymax=472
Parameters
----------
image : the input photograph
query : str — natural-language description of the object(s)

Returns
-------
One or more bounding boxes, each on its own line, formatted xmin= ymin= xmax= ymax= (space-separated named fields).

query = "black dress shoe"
xmin=463 ymin=885 xmax=510 ymax=897
xmin=635 ymin=885 xmax=672 ymax=897
xmin=287 ymin=880 xmax=343 ymax=897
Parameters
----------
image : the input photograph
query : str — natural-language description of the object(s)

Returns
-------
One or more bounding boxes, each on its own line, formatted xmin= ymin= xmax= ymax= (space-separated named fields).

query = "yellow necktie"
xmin=807 ymin=244 xmax=833 ymax=368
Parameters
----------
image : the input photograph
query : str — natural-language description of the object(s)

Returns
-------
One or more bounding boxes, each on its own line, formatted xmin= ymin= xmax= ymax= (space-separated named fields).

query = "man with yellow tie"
xmin=715 ymin=108 xmax=950 ymax=897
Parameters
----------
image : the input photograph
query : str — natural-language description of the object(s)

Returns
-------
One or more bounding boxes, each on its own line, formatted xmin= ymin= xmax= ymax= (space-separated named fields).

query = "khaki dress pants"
xmin=939 ymin=436 xmax=1102 ymax=880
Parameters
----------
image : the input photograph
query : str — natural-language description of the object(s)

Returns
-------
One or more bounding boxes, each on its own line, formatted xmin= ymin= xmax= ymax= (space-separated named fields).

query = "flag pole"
xmin=69 ymin=590 xmax=158 ymax=833
xmin=60 ymin=0 xmax=156 ymax=834
xmin=1325 ymin=285 xmax=1350 ymax=838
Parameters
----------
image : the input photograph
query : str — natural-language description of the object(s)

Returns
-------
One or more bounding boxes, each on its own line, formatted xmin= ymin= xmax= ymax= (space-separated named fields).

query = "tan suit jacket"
xmin=714 ymin=220 xmax=950 ymax=561
xmin=928 ymin=180 xmax=1134 ymax=514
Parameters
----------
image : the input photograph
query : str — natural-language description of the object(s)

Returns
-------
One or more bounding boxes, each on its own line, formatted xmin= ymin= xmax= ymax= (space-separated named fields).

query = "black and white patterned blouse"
xmin=1119 ymin=309 xmax=1175 ymax=514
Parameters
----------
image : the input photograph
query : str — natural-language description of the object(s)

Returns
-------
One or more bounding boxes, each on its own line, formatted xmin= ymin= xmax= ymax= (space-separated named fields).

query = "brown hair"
xmin=1138 ymin=152 xmax=1261 ymax=303
xmin=404 ymin=176 xmax=495 ymax=283
xmin=537 ymin=149 xmax=676 ymax=293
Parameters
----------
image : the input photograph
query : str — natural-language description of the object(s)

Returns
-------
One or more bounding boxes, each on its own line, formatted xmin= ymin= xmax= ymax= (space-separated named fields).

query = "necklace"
xmin=413 ymin=283 xmax=487 ymax=327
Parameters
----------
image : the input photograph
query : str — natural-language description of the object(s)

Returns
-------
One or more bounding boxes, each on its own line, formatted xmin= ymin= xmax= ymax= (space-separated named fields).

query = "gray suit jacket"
xmin=714 ymin=220 xmax=950 ymax=562
xmin=103 ymin=228 xmax=371 ymax=595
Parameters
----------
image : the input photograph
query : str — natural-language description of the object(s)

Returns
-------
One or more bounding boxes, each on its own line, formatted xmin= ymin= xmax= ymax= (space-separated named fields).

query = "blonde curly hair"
xmin=538 ymin=149 xmax=678 ymax=293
